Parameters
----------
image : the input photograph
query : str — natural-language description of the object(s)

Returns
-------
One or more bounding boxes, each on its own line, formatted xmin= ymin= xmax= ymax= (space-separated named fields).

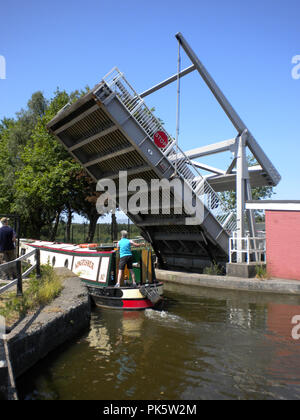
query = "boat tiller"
xmin=139 ymin=285 xmax=163 ymax=305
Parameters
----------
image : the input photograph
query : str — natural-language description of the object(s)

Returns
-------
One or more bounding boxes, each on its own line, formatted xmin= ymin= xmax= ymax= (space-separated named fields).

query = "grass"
xmin=203 ymin=263 xmax=224 ymax=276
xmin=255 ymin=264 xmax=270 ymax=280
xmin=0 ymin=265 xmax=63 ymax=326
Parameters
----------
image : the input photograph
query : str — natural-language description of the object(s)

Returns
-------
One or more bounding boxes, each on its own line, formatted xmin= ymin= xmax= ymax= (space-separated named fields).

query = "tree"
xmin=0 ymin=86 xmax=105 ymax=241
xmin=111 ymin=212 xmax=118 ymax=242
xmin=10 ymin=88 xmax=93 ymax=239
xmin=219 ymin=155 xmax=275 ymax=220
xmin=11 ymin=90 xmax=77 ymax=238
xmin=0 ymin=92 xmax=48 ymax=217
xmin=71 ymin=170 xmax=103 ymax=243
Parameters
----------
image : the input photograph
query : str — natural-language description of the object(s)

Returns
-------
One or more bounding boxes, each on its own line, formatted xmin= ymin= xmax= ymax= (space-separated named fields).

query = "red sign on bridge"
xmin=154 ymin=131 xmax=168 ymax=149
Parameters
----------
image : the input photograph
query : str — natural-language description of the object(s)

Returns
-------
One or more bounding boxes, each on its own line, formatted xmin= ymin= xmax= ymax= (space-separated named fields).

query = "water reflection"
xmin=17 ymin=283 xmax=300 ymax=400
xmin=87 ymin=311 xmax=145 ymax=354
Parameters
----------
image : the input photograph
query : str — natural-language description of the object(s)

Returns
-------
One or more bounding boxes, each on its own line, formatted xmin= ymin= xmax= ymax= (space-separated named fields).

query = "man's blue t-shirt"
xmin=118 ymin=238 xmax=132 ymax=258
xmin=0 ymin=226 xmax=15 ymax=252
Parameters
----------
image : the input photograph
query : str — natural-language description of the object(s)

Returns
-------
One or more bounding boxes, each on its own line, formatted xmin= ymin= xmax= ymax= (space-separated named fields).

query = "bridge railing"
xmin=102 ymin=68 xmax=236 ymax=233
xmin=0 ymin=249 xmax=41 ymax=297
xmin=229 ymin=236 xmax=266 ymax=264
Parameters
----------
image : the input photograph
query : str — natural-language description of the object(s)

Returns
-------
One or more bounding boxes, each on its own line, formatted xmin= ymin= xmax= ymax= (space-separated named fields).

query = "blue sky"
xmin=0 ymin=0 xmax=299 ymax=209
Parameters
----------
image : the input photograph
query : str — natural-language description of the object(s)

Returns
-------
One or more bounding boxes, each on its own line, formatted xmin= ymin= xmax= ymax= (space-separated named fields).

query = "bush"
xmin=0 ymin=265 xmax=63 ymax=323
xmin=203 ymin=263 xmax=224 ymax=276
xmin=28 ymin=265 xmax=63 ymax=306
xmin=255 ymin=265 xmax=270 ymax=280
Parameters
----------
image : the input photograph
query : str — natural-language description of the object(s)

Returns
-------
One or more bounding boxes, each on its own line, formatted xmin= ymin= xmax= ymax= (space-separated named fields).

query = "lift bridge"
xmin=47 ymin=33 xmax=281 ymax=272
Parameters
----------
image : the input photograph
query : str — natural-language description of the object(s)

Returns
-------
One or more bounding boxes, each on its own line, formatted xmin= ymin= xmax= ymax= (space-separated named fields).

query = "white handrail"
xmin=229 ymin=236 xmax=266 ymax=264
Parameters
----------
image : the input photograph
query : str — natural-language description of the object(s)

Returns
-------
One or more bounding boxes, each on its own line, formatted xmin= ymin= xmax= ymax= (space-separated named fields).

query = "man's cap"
xmin=0 ymin=217 xmax=9 ymax=224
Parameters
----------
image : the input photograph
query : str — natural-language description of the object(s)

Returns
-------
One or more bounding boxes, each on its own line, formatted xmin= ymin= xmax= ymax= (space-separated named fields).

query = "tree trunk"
xmin=86 ymin=213 xmax=100 ymax=243
xmin=66 ymin=207 xmax=73 ymax=243
xmin=111 ymin=212 xmax=118 ymax=242
xmin=50 ymin=211 xmax=61 ymax=241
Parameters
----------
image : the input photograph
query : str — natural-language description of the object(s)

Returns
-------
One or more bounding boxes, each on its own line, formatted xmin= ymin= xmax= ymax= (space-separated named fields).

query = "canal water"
xmin=17 ymin=283 xmax=300 ymax=400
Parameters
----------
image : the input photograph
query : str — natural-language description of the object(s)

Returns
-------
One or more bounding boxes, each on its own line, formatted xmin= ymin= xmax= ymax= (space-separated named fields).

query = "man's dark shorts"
xmin=119 ymin=255 xmax=134 ymax=270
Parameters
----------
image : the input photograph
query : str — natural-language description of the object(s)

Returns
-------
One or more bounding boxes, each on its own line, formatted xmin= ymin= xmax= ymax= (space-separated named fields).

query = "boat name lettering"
xmin=75 ymin=259 xmax=95 ymax=270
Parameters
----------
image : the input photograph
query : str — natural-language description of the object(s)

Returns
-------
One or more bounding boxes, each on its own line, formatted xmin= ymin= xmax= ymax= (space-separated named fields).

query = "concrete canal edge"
xmin=156 ymin=269 xmax=300 ymax=295
xmin=0 ymin=268 xmax=91 ymax=399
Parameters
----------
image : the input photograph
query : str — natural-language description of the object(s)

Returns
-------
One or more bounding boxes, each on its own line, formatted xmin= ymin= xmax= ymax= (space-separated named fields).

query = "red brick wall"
xmin=266 ymin=210 xmax=300 ymax=281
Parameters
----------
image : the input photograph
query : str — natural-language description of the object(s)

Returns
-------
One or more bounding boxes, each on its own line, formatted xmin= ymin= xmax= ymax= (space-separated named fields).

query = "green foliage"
xmin=0 ymin=265 xmax=63 ymax=322
xmin=52 ymin=222 xmax=141 ymax=244
xmin=203 ymin=263 xmax=224 ymax=276
xmin=0 ymin=86 xmax=104 ymax=240
xmin=219 ymin=154 xmax=275 ymax=219
xmin=255 ymin=265 xmax=270 ymax=280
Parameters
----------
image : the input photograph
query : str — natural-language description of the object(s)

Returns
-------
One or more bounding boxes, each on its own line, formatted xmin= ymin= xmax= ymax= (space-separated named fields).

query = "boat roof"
xmin=26 ymin=241 xmax=115 ymax=255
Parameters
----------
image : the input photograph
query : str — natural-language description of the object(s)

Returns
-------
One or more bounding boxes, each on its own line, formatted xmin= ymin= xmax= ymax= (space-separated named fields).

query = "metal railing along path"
xmin=0 ymin=249 xmax=41 ymax=297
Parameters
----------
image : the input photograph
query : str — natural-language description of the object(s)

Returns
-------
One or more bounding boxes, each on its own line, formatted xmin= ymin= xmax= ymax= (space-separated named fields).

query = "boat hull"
xmin=19 ymin=240 xmax=163 ymax=311
xmin=87 ymin=283 xmax=164 ymax=311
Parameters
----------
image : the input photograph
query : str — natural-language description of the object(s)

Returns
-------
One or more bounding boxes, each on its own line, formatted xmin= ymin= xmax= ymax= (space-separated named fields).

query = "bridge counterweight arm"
xmin=175 ymin=32 xmax=281 ymax=186
xmin=184 ymin=138 xmax=237 ymax=159
xmin=139 ymin=65 xmax=196 ymax=99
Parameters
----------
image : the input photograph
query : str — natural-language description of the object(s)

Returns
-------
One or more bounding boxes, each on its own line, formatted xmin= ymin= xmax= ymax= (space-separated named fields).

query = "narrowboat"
xmin=20 ymin=240 xmax=164 ymax=310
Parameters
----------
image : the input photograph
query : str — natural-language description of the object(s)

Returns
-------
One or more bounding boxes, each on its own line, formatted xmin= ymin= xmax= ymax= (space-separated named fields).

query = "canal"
xmin=17 ymin=283 xmax=300 ymax=400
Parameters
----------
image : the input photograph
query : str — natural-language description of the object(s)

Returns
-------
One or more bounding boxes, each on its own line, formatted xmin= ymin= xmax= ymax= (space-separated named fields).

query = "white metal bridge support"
xmin=175 ymin=32 xmax=280 ymax=263
xmin=236 ymin=132 xmax=248 ymax=262
xmin=236 ymin=131 xmax=258 ymax=262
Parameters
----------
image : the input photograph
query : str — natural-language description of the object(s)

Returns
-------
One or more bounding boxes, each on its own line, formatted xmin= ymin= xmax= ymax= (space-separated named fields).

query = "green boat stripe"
xmin=30 ymin=245 xmax=113 ymax=257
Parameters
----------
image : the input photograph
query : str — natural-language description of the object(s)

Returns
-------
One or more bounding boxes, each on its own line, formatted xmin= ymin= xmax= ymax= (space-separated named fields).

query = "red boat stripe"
xmin=29 ymin=244 xmax=113 ymax=255
xmin=122 ymin=299 xmax=153 ymax=309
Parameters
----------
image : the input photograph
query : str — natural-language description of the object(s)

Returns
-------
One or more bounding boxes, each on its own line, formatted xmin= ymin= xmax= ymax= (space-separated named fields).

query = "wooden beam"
xmin=153 ymin=233 xmax=204 ymax=241
xmin=102 ymin=165 xmax=152 ymax=180
xmin=137 ymin=217 xmax=187 ymax=227
xmin=69 ymin=125 xmax=118 ymax=152
xmin=53 ymin=104 xmax=100 ymax=135
xmin=84 ymin=146 xmax=135 ymax=168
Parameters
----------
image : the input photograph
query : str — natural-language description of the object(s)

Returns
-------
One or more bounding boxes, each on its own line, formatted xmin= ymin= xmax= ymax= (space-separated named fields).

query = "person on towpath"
xmin=0 ymin=218 xmax=16 ymax=280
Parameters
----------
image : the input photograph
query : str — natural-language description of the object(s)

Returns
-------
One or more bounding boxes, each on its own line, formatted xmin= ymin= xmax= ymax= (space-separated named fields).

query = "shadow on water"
xmin=17 ymin=283 xmax=300 ymax=400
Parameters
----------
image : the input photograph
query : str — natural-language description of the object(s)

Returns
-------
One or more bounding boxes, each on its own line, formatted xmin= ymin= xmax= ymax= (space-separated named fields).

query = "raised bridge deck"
xmin=47 ymin=68 xmax=236 ymax=271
